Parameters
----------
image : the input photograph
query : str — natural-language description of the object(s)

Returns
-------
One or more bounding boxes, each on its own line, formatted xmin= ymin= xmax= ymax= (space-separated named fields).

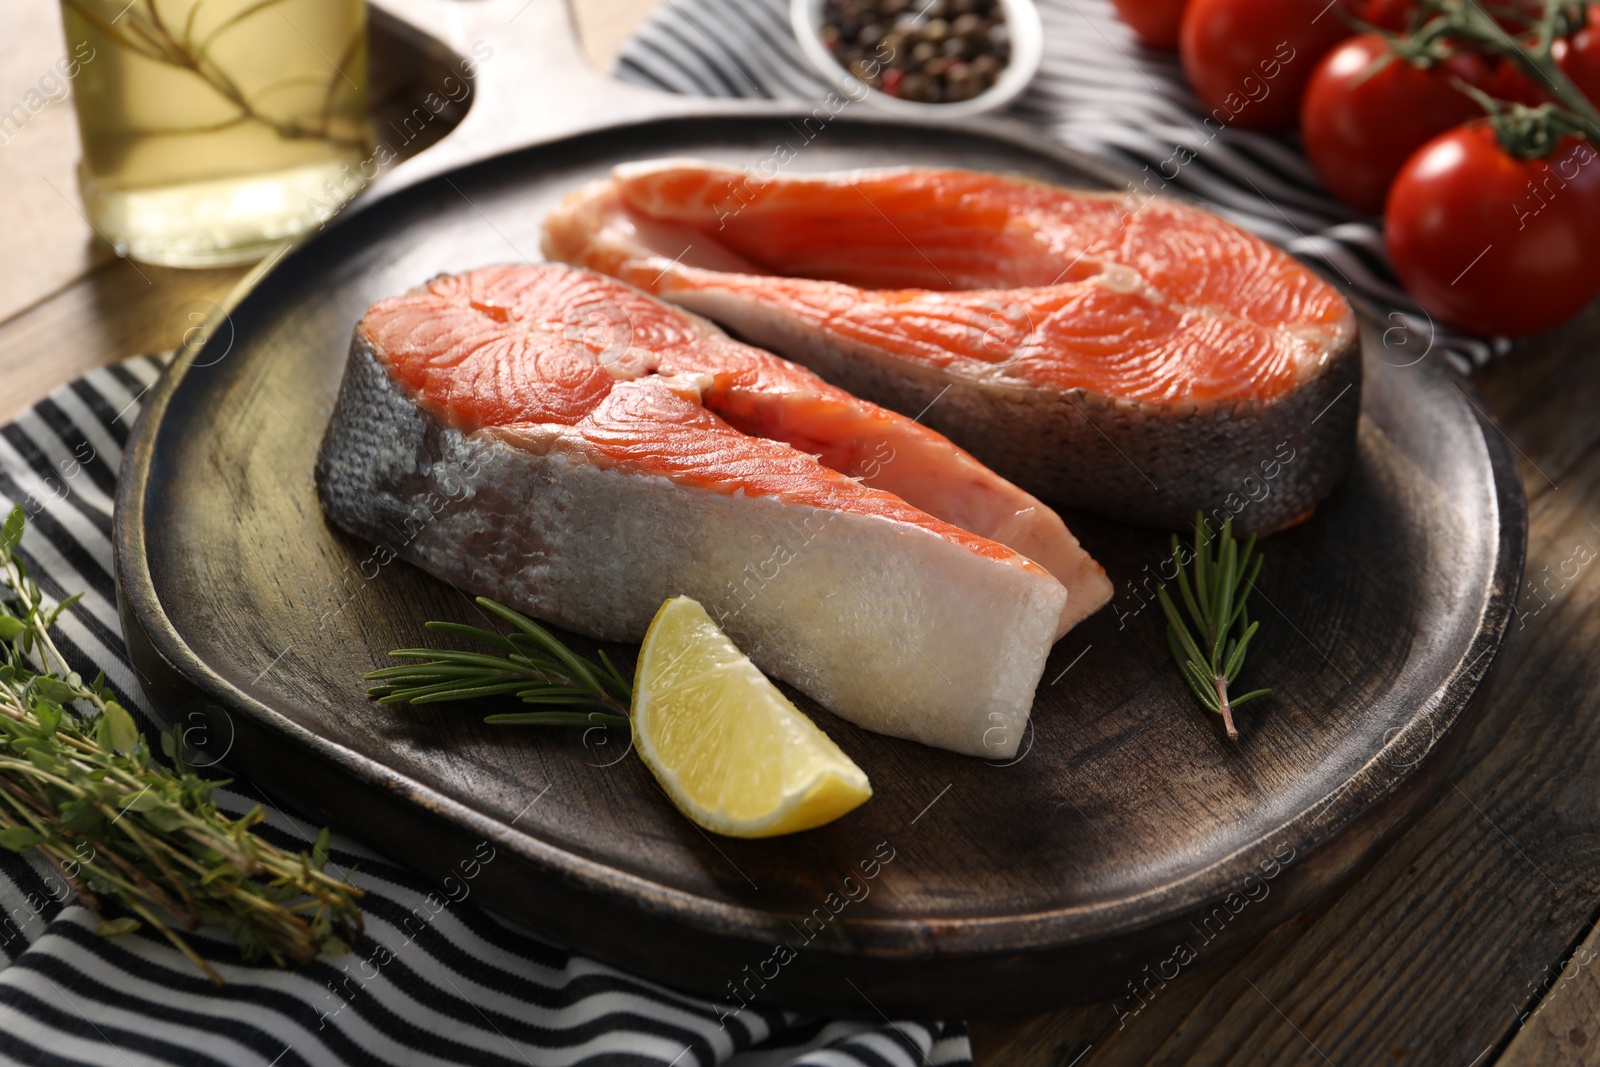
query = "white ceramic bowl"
xmin=789 ymin=0 xmax=1043 ymax=119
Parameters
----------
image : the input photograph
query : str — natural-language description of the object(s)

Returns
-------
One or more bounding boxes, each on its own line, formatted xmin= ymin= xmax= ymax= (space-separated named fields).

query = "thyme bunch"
xmin=0 ymin=506 xmax=363 ymax=983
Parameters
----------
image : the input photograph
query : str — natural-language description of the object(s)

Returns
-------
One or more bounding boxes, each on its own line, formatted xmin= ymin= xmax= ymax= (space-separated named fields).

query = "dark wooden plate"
xmin=114 ymin=114 xmax=1525 ymax=1018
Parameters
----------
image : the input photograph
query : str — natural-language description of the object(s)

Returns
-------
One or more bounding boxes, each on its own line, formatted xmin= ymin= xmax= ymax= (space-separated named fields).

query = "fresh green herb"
xmin=1156 ymin=512 xmax=1271 ymax=742
xmin=367 ymin=597 xmax=632 ymax=725
xmin=0 ymin=506 xmax=363 ymax=983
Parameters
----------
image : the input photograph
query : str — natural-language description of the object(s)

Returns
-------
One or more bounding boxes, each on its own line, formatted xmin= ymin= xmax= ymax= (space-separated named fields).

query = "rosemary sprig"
xmin=0 ymin=506 xmax=363 ymax=983
xmin=366 ymin=598 xmax=632 ymax=725
xmin=1155 ymin=513 xmax=1271 ymax=742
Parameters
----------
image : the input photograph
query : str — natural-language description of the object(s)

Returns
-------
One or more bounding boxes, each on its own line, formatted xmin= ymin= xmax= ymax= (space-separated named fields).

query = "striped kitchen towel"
xmin=0 ymin=357 xmax=972 ymax=1067
xmin=615 ymin=0 xmax=1508 ymax=373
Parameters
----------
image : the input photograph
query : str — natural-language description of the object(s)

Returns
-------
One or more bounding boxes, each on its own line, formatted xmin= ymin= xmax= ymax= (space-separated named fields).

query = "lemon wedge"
xmin=632 ymin=596 xmax=871 ymax=838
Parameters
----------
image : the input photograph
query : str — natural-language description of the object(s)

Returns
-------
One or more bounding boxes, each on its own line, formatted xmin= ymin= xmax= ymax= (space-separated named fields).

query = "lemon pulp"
xmin=631 ymin=596 xmax=871 ymax=837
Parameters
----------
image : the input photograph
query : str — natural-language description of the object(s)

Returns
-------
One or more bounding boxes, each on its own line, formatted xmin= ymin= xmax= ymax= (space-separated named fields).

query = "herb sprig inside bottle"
xmin=1156 ymin=513 xmax=1271 ymax=741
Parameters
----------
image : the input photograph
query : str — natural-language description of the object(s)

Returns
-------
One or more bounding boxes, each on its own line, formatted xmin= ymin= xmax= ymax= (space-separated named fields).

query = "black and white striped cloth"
xmin=616 ymin=0 xmax=1509 ymax=373
xmin=7 ymin=4 xmax=1487 ymax=1059
xmin=0 ymin=357 xmax=972 ymax=1067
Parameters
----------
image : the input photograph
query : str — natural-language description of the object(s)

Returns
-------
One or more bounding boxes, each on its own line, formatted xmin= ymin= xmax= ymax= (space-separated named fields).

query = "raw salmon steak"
xmin=316 ymin=264 xmax=1111 ymax=758
xmin=542 ymin=161 xmax=1362 ymax=532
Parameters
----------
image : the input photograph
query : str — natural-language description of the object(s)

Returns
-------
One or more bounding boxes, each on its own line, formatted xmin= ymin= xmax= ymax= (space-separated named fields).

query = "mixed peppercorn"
xmin=819 ymin=0 xmax=1012 ymax=104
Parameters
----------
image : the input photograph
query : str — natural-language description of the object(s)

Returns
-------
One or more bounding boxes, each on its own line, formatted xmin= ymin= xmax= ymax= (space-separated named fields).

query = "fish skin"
xmin=541 ymin=161 xmax=1363 ymax=533
xmin=315 ymin=264 xmax=1112 ymax=758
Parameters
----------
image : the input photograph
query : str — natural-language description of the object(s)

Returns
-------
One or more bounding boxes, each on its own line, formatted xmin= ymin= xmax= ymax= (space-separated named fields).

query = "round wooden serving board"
xmin=114 ymin=114 xmax=1525 ymax=1017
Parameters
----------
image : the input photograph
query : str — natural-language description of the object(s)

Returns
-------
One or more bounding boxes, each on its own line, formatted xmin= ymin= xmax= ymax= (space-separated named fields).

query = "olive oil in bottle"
xmin=60 ymin=0 xmax=374 ymax=266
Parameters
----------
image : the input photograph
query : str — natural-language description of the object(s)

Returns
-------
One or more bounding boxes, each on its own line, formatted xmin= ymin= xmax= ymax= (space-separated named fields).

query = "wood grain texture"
xmin=0 ymin=0 xmax=483 ymax=327
xmin=0 ymin=259 xmax=246 ymax=425
xmin=0 ymin=3 xmax=110 ymax=327
xmin=0 ymin=0 xmax=1593 ymax=1059
xmin=0 ymin=2 xmax=472 ymax=424
xmin=112 ymin=114 xmax=1522 ymax=1018
xmin=970 ymin=305 xmax=1600 ymax=1065
xmin=0 ymin=0 xmax=655 ymax=327
xmin=1500 ymin=921 xmax=1600 ymax=1065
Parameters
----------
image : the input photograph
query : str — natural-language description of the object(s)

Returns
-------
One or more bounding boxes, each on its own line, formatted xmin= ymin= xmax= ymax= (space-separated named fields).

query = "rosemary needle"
xmin=1155 ymin=512 xmax=1272 ymax=742
xmin=367 ymin=598 xmax=632 ymax=723
xmin=0 ymin=506 xmax=363 ymax=983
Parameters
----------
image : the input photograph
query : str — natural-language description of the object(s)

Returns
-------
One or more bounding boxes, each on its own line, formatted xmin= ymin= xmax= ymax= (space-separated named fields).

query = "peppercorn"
xmin=900 ymin=71 xmax=931 ymax=100
xmin=952 ymin=13 xmax=985 ymax=39
xmin=969 ymin=52 xmax=1002 ymax=85
xmin=818 ymin=0 xmax=1011 ymax=103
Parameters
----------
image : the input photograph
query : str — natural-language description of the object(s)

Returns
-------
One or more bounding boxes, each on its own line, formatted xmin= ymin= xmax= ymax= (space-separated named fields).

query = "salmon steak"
xmin=542 ymin=161 xmax=1362 ymax=532
xmin=316 ymin=264 xmax=1112 ymax=758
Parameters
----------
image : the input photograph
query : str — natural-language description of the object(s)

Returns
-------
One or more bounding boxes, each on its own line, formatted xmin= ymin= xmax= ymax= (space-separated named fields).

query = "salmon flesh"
xmin=316 ymin=264 xmax=1112 ymax=758
xmin=541 ymin=161 xmax=1362 ymax=532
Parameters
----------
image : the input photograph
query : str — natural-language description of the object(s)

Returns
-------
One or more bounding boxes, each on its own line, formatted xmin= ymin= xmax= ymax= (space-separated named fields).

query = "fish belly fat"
xmin=318 ymin=317 xmax=1078 ymax=758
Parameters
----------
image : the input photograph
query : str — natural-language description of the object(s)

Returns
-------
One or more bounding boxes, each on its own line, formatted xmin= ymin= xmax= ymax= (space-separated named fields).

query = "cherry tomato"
xmin=1494 ymin=0 xmax=1547 ymax=32
xmin=1495 ymin=7 xmax=1600 ymax=106
xmin=1111 ymin=0 xmax=1190 ymax=49
xmin=1386 ymin=125 xmax=1600 ymax=335
xmin=1180 ymin=0 xmax=1356 ymax=131
xmin=1301 ymin=35 xmax=1490 ymax=214
xmin=1486 ymin=57 xmax=1550 ymax=105
xmin=1355 ymin=0 xmax=1535 ymax=31
xmin=1554 ymin=4 xmax=1600 ymax=104
xmin=1354 ymin=0 xmax=1414 ymax=31
xmin=1474 ymin=0 xmax=1560 ymax=102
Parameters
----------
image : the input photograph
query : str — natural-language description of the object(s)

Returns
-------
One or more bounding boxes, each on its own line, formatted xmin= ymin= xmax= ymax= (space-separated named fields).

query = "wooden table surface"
xmin=6 ymin=3 xmax=1600 ymax=1065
